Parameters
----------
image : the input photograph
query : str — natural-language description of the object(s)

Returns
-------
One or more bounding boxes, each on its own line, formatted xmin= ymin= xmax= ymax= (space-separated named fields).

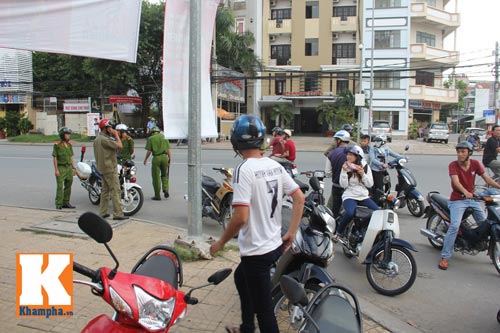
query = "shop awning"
xmin=217 ymin=108 xmax=236 ymax=120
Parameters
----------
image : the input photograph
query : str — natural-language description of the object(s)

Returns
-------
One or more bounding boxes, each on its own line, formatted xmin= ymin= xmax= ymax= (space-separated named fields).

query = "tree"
xmin=442 ymin=79 xmax=468 ymax=121
xmin=315 ymin=103 xmax=336 ymax=131
xmin=271 ymin=104 xmax=294 ymax=128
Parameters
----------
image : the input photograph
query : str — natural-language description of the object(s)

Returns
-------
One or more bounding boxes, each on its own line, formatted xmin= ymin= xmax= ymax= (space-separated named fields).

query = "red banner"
xmin=109 ymin=96 xmax=142 ymax=104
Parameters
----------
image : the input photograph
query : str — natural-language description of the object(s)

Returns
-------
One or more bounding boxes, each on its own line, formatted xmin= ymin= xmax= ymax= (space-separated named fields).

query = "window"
xmin=336 ymin=74 xmax=349 ymax=95
xmin=374 ymin=30 xmax=401 ymax=49
xmin=332 ymin=43 xmax=355 ymax=64
xmin=416 ymin=31 xmax=436 ymax=47
xmin=235 ymin=17 xmax=245 ymax=35
xmin=305 ymin=38 xmax=319 ymax=56
xmin=275 ymin=74 xmax=286 ymax=95
xmin=416 ymin=0 xmax=436 ymax=7
xmin=271 ymin=45 xmax=291 ymax=65
xmin=374 ymin=72 xmax=400 ymax=89
xmin=415 ymin=71 xmax=434 ymax=86
xmin=304 ymin=73 xmax=319 ymax=91
xmin=271 ymin=8 xmax=292 ymax=20
xmin=333 ymin=6 xmax=357 ymax=18
xmin=374 ymin=0 xmax=401 ymax=8
xmin=305 ymin=1 xmax=319 ymax=19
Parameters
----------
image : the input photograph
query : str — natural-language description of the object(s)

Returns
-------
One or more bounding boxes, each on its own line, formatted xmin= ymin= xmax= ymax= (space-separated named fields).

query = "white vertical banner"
xmin=162 ymin=0 xmax=219 ymax=139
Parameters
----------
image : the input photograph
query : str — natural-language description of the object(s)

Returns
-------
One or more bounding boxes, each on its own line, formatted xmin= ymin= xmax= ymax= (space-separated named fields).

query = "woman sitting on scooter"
xmin=335 ymin=146 xmax=379 ymax=241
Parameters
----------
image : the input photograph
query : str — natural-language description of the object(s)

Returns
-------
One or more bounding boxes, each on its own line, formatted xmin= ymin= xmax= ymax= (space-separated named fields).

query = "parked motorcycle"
xmin=201 ymin=167 xmax=233 ymax=230
xmin=279 ymin=274 xmax=362 ymax=333
xmin=73 ymin=211 xmax=232 ymax=332
xmin=128 ymin=127 xmax=146 ymax=139
xmin=76 ymin=146 xmax=144 ymax=216
xmin=378 ymin=146 xmax=425 ymax=217
xmin=339 ymin=197 xmax=418 ymax=296
xmin=272 ymin=176 xmax=337 ymax=332
xmin=420 ymin=189 xmax=500 ymax=274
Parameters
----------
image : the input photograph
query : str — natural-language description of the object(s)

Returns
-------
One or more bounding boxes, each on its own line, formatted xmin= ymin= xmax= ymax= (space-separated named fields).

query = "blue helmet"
xmin=231 ymin=115 xmax=266 ymax=151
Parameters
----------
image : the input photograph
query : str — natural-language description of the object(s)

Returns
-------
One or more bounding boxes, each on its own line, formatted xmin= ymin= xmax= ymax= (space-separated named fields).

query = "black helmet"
xmin=341 ymin=124 xmax=353 ymax=134
xmin=272 ymin=126 xmax=282 ymax=134
xmin=231 ymin=115 xmax=266 ymax=151
xmin=58 ymin=127 xmax=72 ymax=140
xmin=456 ymin=141 xmax=473 ymax=154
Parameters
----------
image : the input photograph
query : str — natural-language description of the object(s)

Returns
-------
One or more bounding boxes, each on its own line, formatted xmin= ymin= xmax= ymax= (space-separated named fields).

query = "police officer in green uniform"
xmin=144 ymin=126 xmax=171 ymax=200
xmin=52 ymin=127 xmax=76 ymax=209
xmin=116 ymin=123 xmax=134 ymax=162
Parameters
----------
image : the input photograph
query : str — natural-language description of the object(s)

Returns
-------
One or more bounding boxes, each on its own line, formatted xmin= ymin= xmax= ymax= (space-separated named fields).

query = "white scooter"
xmin=339 ymin=200 xmax=417 ymax=296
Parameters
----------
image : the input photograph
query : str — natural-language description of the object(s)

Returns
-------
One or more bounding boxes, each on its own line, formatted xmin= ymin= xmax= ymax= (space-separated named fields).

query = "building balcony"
xmin=410 ymin=43 xmax=459 ymax=68
xmin=268 ymin=19 xmax=292 ymax=34
xmin=409 ymin=85 xmax=458 ymax=104
xmin=331 ymin=16 xmax=357 ymax=32
xmin=410 ymin=2 xmax=460 ymax=37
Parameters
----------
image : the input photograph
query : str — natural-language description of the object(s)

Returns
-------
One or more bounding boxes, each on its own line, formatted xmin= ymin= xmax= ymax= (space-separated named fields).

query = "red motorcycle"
xmin=73 ymin=211 xmax=232 ymax=332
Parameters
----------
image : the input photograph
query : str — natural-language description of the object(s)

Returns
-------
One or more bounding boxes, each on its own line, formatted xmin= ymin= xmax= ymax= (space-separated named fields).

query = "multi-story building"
xmin=227 ymin=0 xmax=460 ymax=136
xmin=0 ymin=48 xmax=33 ymax=117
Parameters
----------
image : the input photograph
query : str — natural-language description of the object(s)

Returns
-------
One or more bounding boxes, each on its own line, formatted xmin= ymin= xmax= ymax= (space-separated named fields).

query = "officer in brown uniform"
xmin=93 ymin=118 xmax=128 ymax=220
xmin=52 ymin=127 xmax=76 ymax=209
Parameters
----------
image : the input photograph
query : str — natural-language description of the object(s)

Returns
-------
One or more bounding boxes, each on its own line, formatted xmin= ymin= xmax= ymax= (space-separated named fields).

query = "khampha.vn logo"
xmin=16 ymin=253 xmax=73 ymax=318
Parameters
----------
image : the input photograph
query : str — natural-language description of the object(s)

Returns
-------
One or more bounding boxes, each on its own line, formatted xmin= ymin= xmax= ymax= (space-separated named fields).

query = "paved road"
xmin=1 ymin=143 xmax=499 ymax=332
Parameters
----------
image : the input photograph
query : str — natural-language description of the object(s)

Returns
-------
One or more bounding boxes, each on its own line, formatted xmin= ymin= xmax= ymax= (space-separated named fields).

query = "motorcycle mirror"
xmin=81 ymin=146 xmax=86 ymax=153
xmin=207 ymin=268 xmax=232 ymax=285
xmin=78 ymin=212 xmax=113 ymax=244
xmin=309 ymin=176 xmax=321 ymax=192
xmin=405 ymin=145 xmax=409 ymax=151
xmin=280 ymin=275 xmax=309 ymax=307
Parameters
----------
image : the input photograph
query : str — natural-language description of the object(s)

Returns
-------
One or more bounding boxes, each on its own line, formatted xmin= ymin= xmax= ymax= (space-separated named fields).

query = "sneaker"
xmin=163 ymin=191 xmax=169 ymax=199
xmin=438 ymin=258 xmax=449 ymax=270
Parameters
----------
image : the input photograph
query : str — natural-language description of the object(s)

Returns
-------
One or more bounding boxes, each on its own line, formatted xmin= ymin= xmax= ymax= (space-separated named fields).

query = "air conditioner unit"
xmin=333 ymin=33 xmax=339 ymax=39
xmin=270 ymin=0 xmax=277 ymax=7
xmin=270 ymin=35 xmax=277 ymax=42
xmin=352 ymin=32 xmax=357 ymax=39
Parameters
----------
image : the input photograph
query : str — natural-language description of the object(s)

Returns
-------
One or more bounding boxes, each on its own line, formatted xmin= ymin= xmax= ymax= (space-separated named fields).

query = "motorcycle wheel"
xmin=366 ymin=245 xmax=417 ymax=296
xmin=426 ymin=214 xmax=446 ymax=249
xmin=88 ymin=187 xmax=100 ymax=205
xmin=407 ymin=197 xmax=425 ymax=217
xmin=272 ymin=281 xmax=321 ymax=333
xmin=497 ymin=308 xmax=500 ymax=324
xmin=491 ymin=241 xmax=500 ymax=275
xmin=220 ymin=194 xmax=233 ymax=231
xmin=122 ymin=187 xmax=144 ymax=216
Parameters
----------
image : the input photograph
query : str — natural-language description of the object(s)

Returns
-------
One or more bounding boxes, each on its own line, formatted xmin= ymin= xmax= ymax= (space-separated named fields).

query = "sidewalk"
xmin=2 ymin=206 xmax=391 ymax=333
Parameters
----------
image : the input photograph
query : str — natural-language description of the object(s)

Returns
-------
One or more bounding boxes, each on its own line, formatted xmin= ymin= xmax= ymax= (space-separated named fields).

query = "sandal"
xmin=225 ymin=324 xmax=240 ymax=333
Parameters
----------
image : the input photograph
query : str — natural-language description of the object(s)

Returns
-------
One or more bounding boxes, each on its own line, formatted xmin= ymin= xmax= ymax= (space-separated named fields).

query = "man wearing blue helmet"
xmin=210 ymin=114 xmax=305 ymax=333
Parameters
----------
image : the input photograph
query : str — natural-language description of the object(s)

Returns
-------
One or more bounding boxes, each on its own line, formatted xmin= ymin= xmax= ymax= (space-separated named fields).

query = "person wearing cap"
xmin=94 ymin=118 xmax=128 ymax=220
xmin=325 ymin=130 xmax=351 ymax=217
xmin=116 ymin=124 xmax=134 ymax=162
xmin=323 ymin=124 xmax=357 ymax=157
xmin=267 ymin=126 xmax=285 ymax=161
xmin=281 ymin=129 xmax=296 ymax=162
xmin=144 ymin=126 xmax=171 ymax=200
xmin=53 ymin=127 xmax=76 ymax=210
xmin=146 ymin=117 xmax=156 ymax=136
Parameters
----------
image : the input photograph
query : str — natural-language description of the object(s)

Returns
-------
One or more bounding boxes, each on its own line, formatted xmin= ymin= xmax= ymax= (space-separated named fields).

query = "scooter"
xmin=73 ymin=211 xmax=232 ymax=332
xmin=279 ymin=275 xmax=362 ymax=333
xmin=339 ymin=196 xmax=418 ymax=296
xmin=420 ymin=189 xmax=500 ymax=274
xmin=272 ymin=176 xmax=337 ymax=332
xmin=201 ymin=168 xmax=233 ymax=230
xmin=76 ymin=146 xmax=144 ymax=216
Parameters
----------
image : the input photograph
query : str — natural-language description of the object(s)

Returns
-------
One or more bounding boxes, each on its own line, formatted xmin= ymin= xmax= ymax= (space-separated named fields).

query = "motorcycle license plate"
xmin=292 ymin=168 xmax=298 ymax=176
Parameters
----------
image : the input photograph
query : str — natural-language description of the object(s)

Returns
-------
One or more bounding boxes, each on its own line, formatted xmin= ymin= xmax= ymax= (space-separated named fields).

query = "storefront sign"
xmin=483 ymin=109 xmax=495 ymax=124
xmin=63 ymin=98 xmax=91 ymax=113
xmin=284 ymin=90 xmax=322 ymax=97
xmin=109 ymin=96 xmax=142 ymax=104
xmin=409 ymin=100 xmax=440 ymax=110
xmin=0 ymin=93 xmax=26 ymax=104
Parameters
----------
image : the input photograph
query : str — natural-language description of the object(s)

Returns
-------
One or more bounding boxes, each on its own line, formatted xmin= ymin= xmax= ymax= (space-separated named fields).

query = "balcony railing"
xmin=409 ymin=85 xmax=458 ymax=104
xmin=331 ymin=16 xmax=357 ymax=32
xmin=410 ymin=43 xmax=459 ymax=67
xmin=332 ymin=58 xmax=356 ymax=65
xmin=268 ymin=19 xmax=292 ymax=34
xmin=410 ymin=2 xmax=460 ymax=32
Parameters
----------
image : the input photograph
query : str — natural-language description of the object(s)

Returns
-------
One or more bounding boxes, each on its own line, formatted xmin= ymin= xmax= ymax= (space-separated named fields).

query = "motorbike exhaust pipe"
xmin=420 ymin=228 xmax=443 ymax=245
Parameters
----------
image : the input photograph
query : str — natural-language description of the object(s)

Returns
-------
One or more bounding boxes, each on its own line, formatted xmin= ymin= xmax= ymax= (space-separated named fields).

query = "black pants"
xmin=331 ymin=186 xmax=345 ymax=219
xmin=235 ymin=245 xmax=283 ymax=333
xmin=372 ymin=170 xmax=386 ymax=200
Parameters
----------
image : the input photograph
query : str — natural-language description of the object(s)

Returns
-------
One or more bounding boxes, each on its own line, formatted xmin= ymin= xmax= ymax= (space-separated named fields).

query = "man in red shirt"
xmin=268 ymin=127 xmax=287 ymax=162
xmin=282 ymin=129 xmax=296 ymax=162
xmin=439 ymin=141 xmax=500 ymax=270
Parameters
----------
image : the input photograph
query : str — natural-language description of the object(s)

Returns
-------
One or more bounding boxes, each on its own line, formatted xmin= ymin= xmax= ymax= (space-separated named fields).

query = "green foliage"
xmin=1 ymin=111 xmax=21 ymax=136
xmin=408 ymin=120 xmax=419 ymax=140
xmin=315 ymin=103 xmax=336 ymax=130
xmin=271 ymin=104 xmax=294 ymax=128
xmin=8 ymin=133 xmax=93 ymax=143
xmin=18 ymin=118 xmax=34 ymax=135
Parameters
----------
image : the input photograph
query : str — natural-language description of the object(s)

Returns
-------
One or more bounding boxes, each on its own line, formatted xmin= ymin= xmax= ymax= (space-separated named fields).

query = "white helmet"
xmin=116 ymin=124 xmax=128 ymax=131
xmin=333 ymin=130 xmax=351 ymax=142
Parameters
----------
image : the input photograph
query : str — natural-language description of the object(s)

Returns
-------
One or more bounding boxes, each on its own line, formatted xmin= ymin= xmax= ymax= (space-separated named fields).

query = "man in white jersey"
xmin=210 ymin=115 xmax=305 ymax=333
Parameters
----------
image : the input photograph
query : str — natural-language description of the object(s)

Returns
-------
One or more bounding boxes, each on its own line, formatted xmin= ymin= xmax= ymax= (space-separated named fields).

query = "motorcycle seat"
xmin=355 ymin=206 xmax=372 ymax=221
xmin=430 ymin=193 xmax=449 ymax=210
xmin=304 ymin=293 xmax=360 ymax=333
xmin=133 ymin=254 xmax=179 ymax=289
xmin=202 ymin=175 xmax=221 ymax=192
xmin=294 ymin=179 xmax=309 ymax=193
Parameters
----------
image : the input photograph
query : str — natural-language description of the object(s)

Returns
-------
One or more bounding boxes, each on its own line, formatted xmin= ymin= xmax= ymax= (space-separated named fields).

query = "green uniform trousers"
xmin=152 ymin=155 xmax=169 ymax=197
xmin=55 ymin=165 xmax=73 ymax=207
xmin=99 ymin=172 xmax=123 ymax=217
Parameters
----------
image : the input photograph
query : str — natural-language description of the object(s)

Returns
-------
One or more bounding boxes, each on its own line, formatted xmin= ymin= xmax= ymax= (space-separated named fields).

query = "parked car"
xmin=458 ymin=127 xmax=487 ymax=144
xmin=423 ymin=123 xmax=449 ymax=144
xmin=370 ymin=120 xmax=392 ymax=142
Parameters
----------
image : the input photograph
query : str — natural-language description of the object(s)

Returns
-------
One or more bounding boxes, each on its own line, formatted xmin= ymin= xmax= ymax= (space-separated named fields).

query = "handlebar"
xmin=73 ymin=261 xmax=99 ymax=281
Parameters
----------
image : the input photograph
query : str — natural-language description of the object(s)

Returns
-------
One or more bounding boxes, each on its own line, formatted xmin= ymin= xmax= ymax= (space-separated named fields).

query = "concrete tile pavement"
xmin=2 ymin=205 xmax=392 ymax=332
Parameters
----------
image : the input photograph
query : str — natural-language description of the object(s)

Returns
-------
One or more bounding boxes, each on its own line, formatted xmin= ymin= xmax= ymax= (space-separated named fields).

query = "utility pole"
xmin=187 ymin=0 xmax=202 ymax=237
xmin=356 ymin=43 xmax=364 ymax=143
xmin=495 ymin=41 xmax=499 ymax=125
xmin=368 ymin=3 xmax=375 ymax=138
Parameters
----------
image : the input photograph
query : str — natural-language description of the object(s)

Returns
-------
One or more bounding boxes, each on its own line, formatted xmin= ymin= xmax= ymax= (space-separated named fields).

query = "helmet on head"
xmin=58 ymin=127 xmax=72 ymax=140
xmin=373 ymin=135 xmax=386 ymax=148
xmin=345 ymin=145 xmax=364 ymax=160
xmin=151 ymin=126 xmax=160 ymax=133
xmin=456 ymin=141 xmax=473 ymax=155
xmin=99 ymin=118 xmax=116 ymax=130
xmin=115 ymin=124 xmax=128 ymax=132
xmin=333 ymin=130 xmax=351 ymax=142
xmin=272 ymin=126 xmax=282 ymax=134
xmin=341 ymin=124 xmax=353 ymax=134
xmin=283 ymin=129 xmax=292 ymax=138
xmin=230 ymin=115 xmax=266 ymax=151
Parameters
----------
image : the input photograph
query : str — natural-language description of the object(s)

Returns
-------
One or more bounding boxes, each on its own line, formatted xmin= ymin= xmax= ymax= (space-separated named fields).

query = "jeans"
xmin=235 ymin=245 xmax=283 ymax=333
xmin=371 ymin=170 xmax=386 ymax=200
xmin=329 ymin=186 xmax=345 ymax=218
xmin=441 ymin=199 xmax=485 ymax=260
xmin=337 ymin=198 xmax=379 ymax=235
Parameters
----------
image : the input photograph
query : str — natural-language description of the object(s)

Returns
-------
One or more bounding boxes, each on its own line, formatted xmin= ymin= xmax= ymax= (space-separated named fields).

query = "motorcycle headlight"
xmin=109 ymin=286 xmax=133 ymax=318
xmin=398 ymin=158 xmax=407 ymax=166
xmin=129 ymin=166 xmax=137 ymax=177
xmin=134 ymin=285 xmax=176 ymax=331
